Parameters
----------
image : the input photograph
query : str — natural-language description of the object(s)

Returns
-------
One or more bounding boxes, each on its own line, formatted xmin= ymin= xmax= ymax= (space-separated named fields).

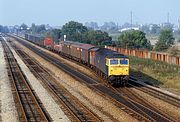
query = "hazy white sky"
xmin=0 ymin=0 xmax=180 ymax=26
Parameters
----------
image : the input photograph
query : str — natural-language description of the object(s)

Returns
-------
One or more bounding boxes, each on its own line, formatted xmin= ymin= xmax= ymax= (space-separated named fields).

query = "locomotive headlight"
xmin=126 ymin=68 xmax=129 ymax=71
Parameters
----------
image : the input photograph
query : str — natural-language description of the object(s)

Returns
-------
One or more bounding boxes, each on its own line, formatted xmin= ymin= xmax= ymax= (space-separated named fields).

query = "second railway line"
xmin=1 ymin=38 xmax=51 ymax=122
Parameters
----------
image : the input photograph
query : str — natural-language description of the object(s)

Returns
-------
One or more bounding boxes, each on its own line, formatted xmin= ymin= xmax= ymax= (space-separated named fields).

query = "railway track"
xmin=114 ymin=86 xmax=177 ymax=122
xmin=9 ymin=41 xmax=102 ymax=122
xmin=129 ymin=77 xmax=180 ymax=108
xmin=11 ymin=35 xmax=178 ymax=121
xmin=1 ymin=38 xmax=50 ymax=122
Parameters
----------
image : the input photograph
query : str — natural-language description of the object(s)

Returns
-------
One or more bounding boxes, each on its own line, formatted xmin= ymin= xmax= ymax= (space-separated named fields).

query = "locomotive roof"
xmin=96 ymin=48 xmax=127 ymax=58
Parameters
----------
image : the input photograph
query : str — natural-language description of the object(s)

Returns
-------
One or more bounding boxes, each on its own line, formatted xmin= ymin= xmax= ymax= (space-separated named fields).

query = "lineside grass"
xmin=129 ymin=56 xmax=180 ymax=94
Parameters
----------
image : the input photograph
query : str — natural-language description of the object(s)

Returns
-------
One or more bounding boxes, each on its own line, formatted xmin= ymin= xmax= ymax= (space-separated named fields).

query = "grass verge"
xmin=129 ymin=56 xmax=180 ymax=94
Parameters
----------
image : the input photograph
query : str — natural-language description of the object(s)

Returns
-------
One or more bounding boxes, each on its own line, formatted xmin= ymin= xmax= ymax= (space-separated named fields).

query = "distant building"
xmin=45 ymin=24 xmax=53 ymax=30
xmin=85 ymin=22 xmax=99 ymax=30
xmin=100 ymin=22 xmax=118 ymax=31
xmin=119 ymin=27 xmax=139 ymax=32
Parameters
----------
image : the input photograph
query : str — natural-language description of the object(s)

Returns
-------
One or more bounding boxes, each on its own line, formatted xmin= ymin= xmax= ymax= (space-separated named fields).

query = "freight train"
xmin=24 ymin=34 xmax=129 ymax=86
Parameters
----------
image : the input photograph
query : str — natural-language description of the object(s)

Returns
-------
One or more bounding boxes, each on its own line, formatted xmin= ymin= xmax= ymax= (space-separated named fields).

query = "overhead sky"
xmin=0 ymin=0 xmax=180 ymax=26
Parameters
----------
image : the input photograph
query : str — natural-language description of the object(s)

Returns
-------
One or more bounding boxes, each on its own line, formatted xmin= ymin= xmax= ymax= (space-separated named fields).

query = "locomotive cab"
xmin=106 ymin=57 xmax=129 ymax=86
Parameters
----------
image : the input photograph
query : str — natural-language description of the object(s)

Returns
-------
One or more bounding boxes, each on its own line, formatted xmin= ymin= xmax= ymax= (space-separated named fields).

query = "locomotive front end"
xmin=106 ymin=57 xmax=129 ymax=86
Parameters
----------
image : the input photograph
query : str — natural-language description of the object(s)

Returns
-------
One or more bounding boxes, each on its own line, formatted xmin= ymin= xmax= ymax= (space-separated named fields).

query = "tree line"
xmin=117 ymin=29 xmax=175 ymax=51
xmin=51 ymin=21 xmax=175 ymax=52
xmin=53 ymin=21 xmax=112 ymax=46
xmin=0 ymin=25 xmax=9 ymax=33
xmin=8 ymin=21 xmax=176 ymax=52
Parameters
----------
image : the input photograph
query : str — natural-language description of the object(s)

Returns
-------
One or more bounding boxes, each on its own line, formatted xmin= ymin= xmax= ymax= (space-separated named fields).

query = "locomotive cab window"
xmin=120 ymin=59 xmax=128 ymax=65
xmin=110 ymin=59 xmax=118 ymax=65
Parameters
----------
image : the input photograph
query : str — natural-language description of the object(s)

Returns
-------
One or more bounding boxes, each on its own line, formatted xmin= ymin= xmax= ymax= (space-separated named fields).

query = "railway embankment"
xmin=129 ymin=56 xmax=180 ymax=95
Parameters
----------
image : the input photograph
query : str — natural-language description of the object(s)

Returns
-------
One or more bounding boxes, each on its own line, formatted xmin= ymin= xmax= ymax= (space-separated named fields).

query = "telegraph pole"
xmin=117 ymin=23 xmax=119 ymax=30
xmin=167 ymin=12 xmax=170 ymax=23
xmin=178 ymin=19 xmax=180 ymax=30
xmin=130 ymin=11 xmax=133 ymax=29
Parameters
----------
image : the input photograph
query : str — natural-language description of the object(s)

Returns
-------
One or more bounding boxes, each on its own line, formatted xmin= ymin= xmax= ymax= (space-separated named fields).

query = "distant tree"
xmin=177 ymin=38 xmax=180 ymax=43
xmin=0 ymin=25 xmax=3 ymax=32
xmin=85 ymin=22 xmax=98 ymax=30
xmin=83 ymin=30 xmax=112 ymax=45
xmin=101 ymin=22 xmax=118 ymax=31
xmin=0 ymin=25 xmax=9 ymax=33
xmin=61 ymin=21 xmax=88 ymax=42
xmin=20 ymin=23 xmax=28 ymax=30
xmin=174 ymin=30 xmax=180 ymax=35
xmin=45 ymin=32 xmax=51 ymax=38
xmin=31 ymin=23 xmax=36 ymax=34
xmin=161 ymin=23 xmax=173 ymax=31
xmin=155 ymin=29 xmax=175 ymax=51
xmin=122 ymin=22 xmax=131 ymax=28
xmin=37 ymin=24 xmax=46 ymax=33
xmin=49 ymin=29 xmax=62 ymax=43
xmin=117 ymin=30 xmax=152 ymax=50
xmin=30 ymin=24 xmax=46 ymax=34
xmin=150 ymin=24 xmax=160 ymax=35
xmin=3 ymin=26 xmax=9 ymax=33
xmin=140 ymin=25 xmax=150 ymax=34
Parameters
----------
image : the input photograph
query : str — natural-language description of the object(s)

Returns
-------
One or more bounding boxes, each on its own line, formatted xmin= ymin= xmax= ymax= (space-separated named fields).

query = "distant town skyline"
xmin=0 ymin=0 xmax=180 ymax=26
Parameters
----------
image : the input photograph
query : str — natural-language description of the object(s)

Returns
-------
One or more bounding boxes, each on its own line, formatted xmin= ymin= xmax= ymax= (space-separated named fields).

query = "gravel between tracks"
xmin=0 ymin=42 xmax=19 ymax=122
xmin=13 ymin=38 xmax=137 ymax=121
xmin=7 ymin=40 xmax=70 ymax=122
xmin=130 ymin=87 xmax=180 ymax=121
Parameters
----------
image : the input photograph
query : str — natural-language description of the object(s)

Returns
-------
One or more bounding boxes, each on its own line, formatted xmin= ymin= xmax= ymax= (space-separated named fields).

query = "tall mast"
xmin=130 ymin=11 xmax=133 ymax=29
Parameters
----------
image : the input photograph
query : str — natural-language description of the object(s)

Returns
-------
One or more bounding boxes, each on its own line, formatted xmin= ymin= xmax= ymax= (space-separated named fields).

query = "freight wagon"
xmin=25 ymin=34 xmax=53 ymax=48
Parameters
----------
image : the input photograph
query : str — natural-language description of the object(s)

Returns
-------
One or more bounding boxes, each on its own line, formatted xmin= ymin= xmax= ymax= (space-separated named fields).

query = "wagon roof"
xmin=27 ymin=34 xmax=44 ymax=38
xmin=60 ymin=41 xmax=73 ymax=45
xmin=80 ymin=44 xmax=95 ymax=50
xmin=71 ymin=43 xmax=95 ymax=50
xmin=61 ymin=41 xmax=95 ymax=50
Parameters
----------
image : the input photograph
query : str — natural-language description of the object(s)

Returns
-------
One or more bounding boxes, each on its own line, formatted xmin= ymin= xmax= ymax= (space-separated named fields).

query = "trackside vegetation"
xmin=129 ymin=56 xmax=180 ymax=94
xmin=155 ymin=29 xmax=175 ymax=51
